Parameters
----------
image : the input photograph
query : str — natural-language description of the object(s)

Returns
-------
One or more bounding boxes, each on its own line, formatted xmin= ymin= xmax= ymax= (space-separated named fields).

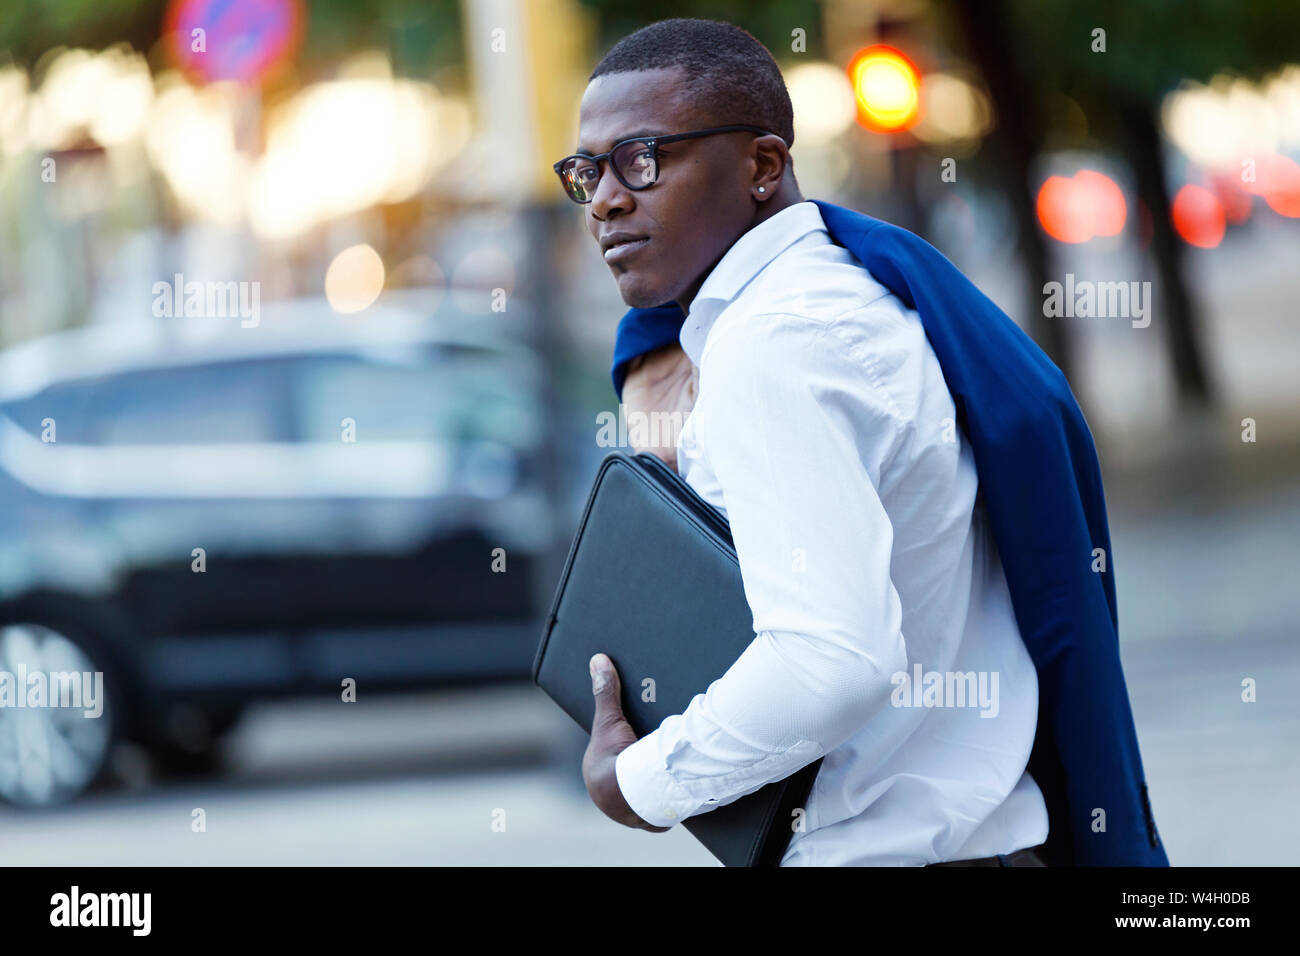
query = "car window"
xmin=290 ymin=346 xmax=542 ymax=446
xmin=0 ymin=387 xmax=96 ymax=443
xmin=8 ymin=360 xmax=288 ymax=445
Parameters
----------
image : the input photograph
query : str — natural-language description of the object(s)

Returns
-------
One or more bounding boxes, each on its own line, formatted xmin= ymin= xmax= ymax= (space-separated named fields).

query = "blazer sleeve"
xmin=610 ymin=304 xmax=688 ymax=400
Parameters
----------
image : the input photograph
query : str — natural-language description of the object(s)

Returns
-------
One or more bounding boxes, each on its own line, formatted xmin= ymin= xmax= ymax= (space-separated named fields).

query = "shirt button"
xmin=662 ymin=808 xmax=677 ymax=819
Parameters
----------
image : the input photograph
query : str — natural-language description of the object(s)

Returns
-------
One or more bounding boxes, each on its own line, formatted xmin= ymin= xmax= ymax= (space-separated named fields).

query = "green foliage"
xmin=576 ymin=0 xmax=826 ymax=65
xmin=1 ymin=0 xmax=165 ymax=68
xmin=0 ymin=0 xmax=463 ymax=78
xmin=1004 ymin=0 xmax=1300 ymax=99
xmin=299 ymin=0 xmax=462 ymax=79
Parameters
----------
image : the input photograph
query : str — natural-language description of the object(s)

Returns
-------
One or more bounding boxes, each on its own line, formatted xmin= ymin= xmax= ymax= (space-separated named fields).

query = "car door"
xmin=83 ymin=357 xmax=302 ymax=638
xmin=282 ymin=342 xmax=550 ymax=684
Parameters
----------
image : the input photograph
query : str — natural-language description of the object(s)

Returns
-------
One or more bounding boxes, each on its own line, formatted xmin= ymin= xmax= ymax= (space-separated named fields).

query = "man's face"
xmin=574 ymin=67 xmax=757 ymax=309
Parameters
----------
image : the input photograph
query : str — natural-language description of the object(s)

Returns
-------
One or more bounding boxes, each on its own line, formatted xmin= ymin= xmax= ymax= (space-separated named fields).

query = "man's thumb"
xmin=590 ymin=653 xmax=614 ymax=696
xmin=589 ymin=654 xmax=637 ymax=746
xmin=590 ymin=654 xmax=628 ymax=732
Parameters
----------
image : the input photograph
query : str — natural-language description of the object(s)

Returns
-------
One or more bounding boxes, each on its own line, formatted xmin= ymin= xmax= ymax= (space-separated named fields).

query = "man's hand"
xmin=583 ymin=653 xmax=672 ymax=832
xmin=620 ymin=342 xmax=698 ymax=473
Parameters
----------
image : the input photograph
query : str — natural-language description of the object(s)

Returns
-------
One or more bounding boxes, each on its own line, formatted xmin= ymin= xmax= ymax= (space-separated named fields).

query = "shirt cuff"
xmin=615 ymin=731 xmax=711 ymax=828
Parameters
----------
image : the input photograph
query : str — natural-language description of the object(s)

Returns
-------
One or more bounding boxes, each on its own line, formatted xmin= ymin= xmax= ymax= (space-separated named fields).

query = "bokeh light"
xmin=0 ymin=65 xmax=31 ymax=155
xmin=787 ymin=62 xmax=858 ymax=146
xmin=1211 ymin=173 xmax=1254 ymax=224
xmin=144 ymin=75 xmax=248 ymax=225
xmin=1171 ymin=184 xmax=1227 ymax=248
xmin=1163 ymin=76 xmax=1281 ymax=169
xmin=325 ymin=244 xmax=386 ymax=313
xmin=1036 ymin=170 xmax=1127 ymax=243
xmin=849 ymin=45 xmax=921 ymax=133
xmin=913 ymin=72 xmax=992 ymax=144
xmin=247 ymin=69 xmax=463 ymax=240
xmin=1037 ymin=175 xmax=1092 ymax=243
xmin=1241 ymin=153 xmax=1300 ymax=218
xmin=1075 ymin=170 xmax=1127 ymax=236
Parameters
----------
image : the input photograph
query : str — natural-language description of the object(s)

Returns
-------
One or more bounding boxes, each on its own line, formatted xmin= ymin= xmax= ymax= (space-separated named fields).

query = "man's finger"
xmin=589 ymin=653 xmax=630 ymax=734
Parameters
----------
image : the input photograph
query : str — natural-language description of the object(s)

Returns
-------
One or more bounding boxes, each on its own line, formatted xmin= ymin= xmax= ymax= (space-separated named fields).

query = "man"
xmin=559 ymin=18 xmax=1167 ymax=866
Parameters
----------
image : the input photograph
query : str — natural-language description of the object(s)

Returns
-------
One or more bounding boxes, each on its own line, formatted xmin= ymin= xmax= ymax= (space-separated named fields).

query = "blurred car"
xmin=0 ymin=293 xmax=561 ymax=806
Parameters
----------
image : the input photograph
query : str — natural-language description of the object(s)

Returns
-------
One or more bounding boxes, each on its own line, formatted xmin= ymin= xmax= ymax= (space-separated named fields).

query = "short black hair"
xmin=590 ymin=18 xmax=795 ymax=148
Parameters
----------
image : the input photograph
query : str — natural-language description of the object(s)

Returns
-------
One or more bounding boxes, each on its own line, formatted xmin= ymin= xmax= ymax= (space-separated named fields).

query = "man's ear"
xmin=751 ymin=134 xmax=791 ymax=193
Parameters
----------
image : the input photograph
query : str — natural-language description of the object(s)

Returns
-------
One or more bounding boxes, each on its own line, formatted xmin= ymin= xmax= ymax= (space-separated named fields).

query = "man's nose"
xmin=589 ymin=161 xmax=634 ymax=220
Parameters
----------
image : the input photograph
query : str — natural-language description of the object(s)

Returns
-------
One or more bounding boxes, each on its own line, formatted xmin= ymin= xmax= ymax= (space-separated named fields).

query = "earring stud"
xmin=757 ymin=186 xmax=766 ymax=193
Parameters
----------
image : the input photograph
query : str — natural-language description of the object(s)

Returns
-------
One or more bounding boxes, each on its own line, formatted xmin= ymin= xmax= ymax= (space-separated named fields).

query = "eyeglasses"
xmin=553 ymin=125 xmax=777 ymax=204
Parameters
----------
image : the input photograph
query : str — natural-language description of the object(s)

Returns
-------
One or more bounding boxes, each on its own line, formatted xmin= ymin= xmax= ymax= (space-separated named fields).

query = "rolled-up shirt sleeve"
xmin=614 ymin=311 xmax=911 ymax=828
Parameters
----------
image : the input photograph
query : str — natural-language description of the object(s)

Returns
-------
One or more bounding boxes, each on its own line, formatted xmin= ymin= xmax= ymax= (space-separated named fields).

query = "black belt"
xmin=926 ymin=843 xmax=1048 ymax=867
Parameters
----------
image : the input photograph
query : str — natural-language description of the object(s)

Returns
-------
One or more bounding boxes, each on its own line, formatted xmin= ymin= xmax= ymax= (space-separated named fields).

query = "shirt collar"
xmin=679 ymin=200 xmax=827 ymax=366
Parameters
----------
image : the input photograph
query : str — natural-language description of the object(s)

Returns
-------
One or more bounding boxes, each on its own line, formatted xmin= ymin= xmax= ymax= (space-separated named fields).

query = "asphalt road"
xmin=0 ymin=685 xmax=719 ymax=866
xmin=0 ymin=477 xmax=1295 ymax=866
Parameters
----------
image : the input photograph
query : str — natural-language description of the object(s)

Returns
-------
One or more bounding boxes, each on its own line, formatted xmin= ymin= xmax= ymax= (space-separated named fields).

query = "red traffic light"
xmin=849 ymin=45 xmax=921 ymax=133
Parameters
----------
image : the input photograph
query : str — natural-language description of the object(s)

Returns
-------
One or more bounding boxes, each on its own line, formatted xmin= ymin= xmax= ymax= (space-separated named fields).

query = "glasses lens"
xmin=558 ymin=156 xmax=599 ymax=203
xmin=613 ymin=141 xmax=657 ymax=189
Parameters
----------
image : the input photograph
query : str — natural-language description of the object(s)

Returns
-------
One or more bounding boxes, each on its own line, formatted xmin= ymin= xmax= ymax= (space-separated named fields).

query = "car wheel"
xmin=0 ymin=622 xmax=117 ymax=807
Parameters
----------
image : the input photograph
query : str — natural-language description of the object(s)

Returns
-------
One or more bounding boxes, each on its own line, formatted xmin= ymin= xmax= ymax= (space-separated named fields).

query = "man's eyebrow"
xmin=574 ymin=129 xmax=665 ymax=155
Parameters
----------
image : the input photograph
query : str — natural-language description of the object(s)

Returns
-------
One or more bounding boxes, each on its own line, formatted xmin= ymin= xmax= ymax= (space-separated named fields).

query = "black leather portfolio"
xmin=532 ymin=451 xmax=823 ymax=867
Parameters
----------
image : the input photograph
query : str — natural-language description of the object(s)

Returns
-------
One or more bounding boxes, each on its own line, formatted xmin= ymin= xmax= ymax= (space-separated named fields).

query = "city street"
xmin=1 ymin=472 xmax=1294 ymax=866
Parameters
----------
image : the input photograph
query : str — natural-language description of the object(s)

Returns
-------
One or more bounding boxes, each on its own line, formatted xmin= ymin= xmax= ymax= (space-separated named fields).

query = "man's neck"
xmin=675 ymin=189 xmax=805 ymax=315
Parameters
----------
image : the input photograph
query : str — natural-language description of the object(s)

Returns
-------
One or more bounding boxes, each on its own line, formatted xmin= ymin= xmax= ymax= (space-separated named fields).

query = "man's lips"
xmin=603 ymin=237 xmax=650 ymax=264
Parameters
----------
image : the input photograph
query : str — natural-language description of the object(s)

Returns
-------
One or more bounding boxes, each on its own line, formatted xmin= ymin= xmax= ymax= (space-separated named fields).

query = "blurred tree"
xmin=944 ymin=0 xmax=1068 ymax=377
xmin=1 ymin=0 xmax=463 ymax=80
xmin=297 ymin=0 xmax=462 ymax=80
xmin=946 ymin=0 xmax=1300 ymax=408
xmin=577 ymin=0 xmax=825 ymax=63
xmin=1 ymin=0 xmax=165 ymax=65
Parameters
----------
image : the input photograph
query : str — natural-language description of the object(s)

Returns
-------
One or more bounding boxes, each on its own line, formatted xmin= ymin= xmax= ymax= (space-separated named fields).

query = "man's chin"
xmin=616 ymin=274 xmax=672 ymax=309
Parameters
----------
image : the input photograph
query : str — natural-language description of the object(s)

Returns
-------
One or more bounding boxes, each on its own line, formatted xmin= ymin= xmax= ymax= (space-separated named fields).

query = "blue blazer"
xmin=609 ymin=199 xmax=1169 ymax=866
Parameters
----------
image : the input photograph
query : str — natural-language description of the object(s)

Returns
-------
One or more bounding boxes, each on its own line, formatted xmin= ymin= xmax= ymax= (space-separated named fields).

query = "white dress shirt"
xmin=613 ymin=200 xmax=1050 ymax=865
